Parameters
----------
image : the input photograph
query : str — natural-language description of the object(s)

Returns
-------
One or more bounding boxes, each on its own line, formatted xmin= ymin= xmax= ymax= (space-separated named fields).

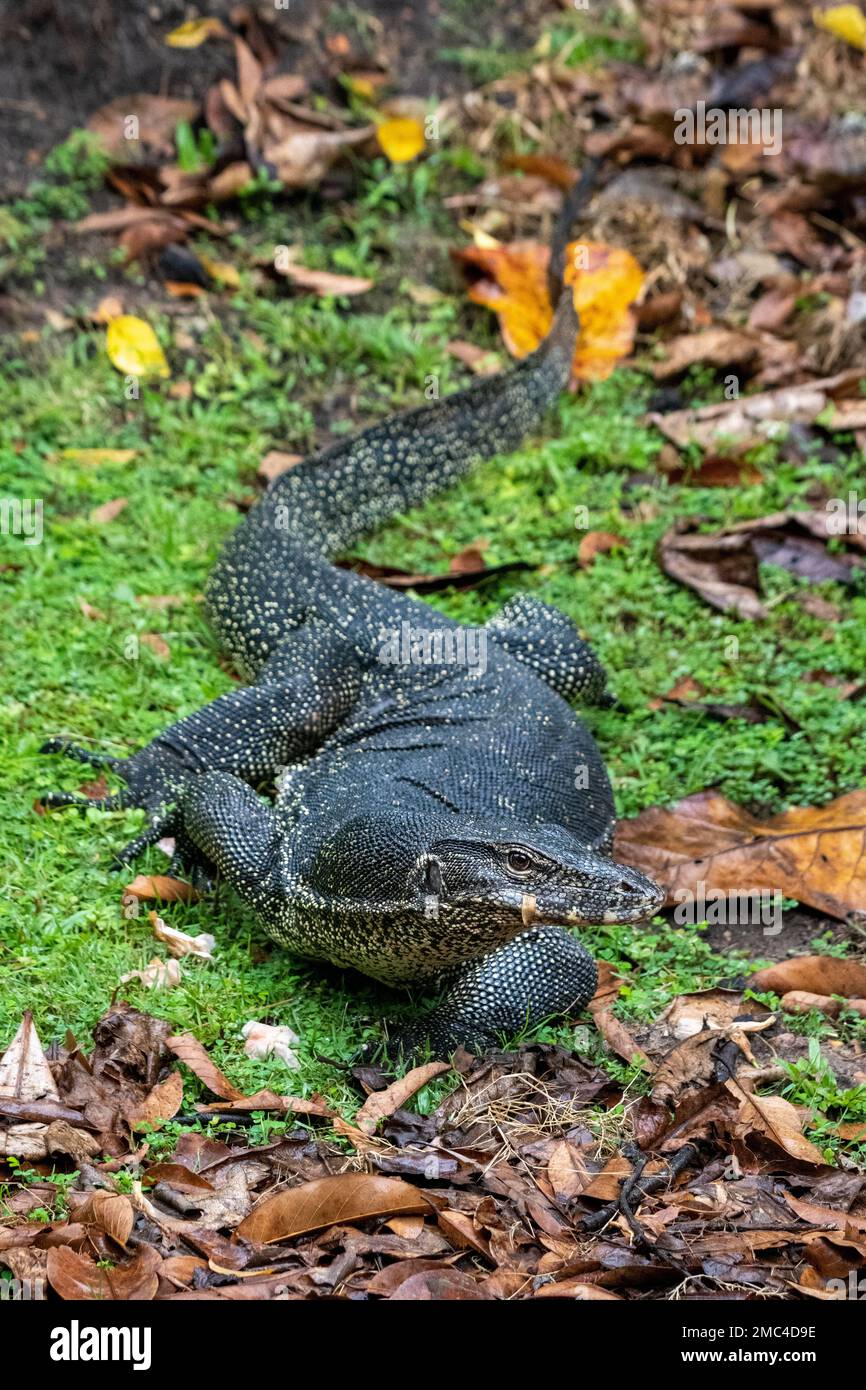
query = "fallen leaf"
xmin=389 ymin=1268 xmax=486 ymax=1299
xmin=126 ymin=1070 xmax=184 ymax=1128
xmin=578 ymin=531 xmax=627 ymax=568
xmin=343 ymin=549 xmax=530 ymax=593
xmin=658 ymin=511 xmax=865 ymax=620
xmin=242 ymin=1021 xmax=301 ymax=1068
xmin=124 ymin=874 xmax=199 ymax=903
xmin=733 ymin=1089 xmax=826 ymax=1165
xmin=274 ymin=263 xmax=374 ymax=296
xmin=119 ymin=958 xmax=182 ymax=990
xmin=750 ymin=955 xmax=866 ymax=999
xmin=589 ymin=1002 xmax=654 ymax=1070
xmin=165 ymin=16 xmax=228 ymax=47
xmin=150 ymin=911 xmax=215 ymax=960
xmin=236 ymin=1173 xmax=431 ymax=1244
xmin=780 ymin=991 xmax=842 ymax=1017
xmin=355 ymin=1061 xmax=452 ymax=1135
xmin=814 ymin=3 xmax=866 ymax=49
xmin=445 ymin=340 xmax=502 ymax=376
xmin=454 ymin=238 xmax=643 ymax=383
xmin=258 ymin=451 xmax=303 ymax=482
xmin=74 ymin=1191 xmax=134 ymax=1246
xmin=377 ymin=117 xmax=426 ymax=163
xmin=62 ymin=449 xmax=137 ymax=466
xmin=615 ymin=789 xmax=866 ymax=921
xmin=106 ymin=316 xmax=170 ymax=379
xmin=87 ymin=95 xmax=199 ymax=160
xmin=78 ymin=599 xmax=106 ymax=621
xmin=90 ymin=498 xmax=128 ymax=525
xmin=199 ymin=256 xmax=241 ymax=288
xmin=47 ymin=1244 xmax=160 ymax=1300
xmin=89 ymin=295 xmax=124 ymax=324
xmin=547 ymin=1140 xmax=591 ymax=1199
xmin=653 ymin=328 xmax=760 ymax=380
xmin=165 ymin=281 xmax=206 ymax=299
xmin=139 ymin=632 xmax=170 ymax=660
xmin=265 ymin=124 xmax=374 ymax=191
xmin=167 ymin=1033 xmax=242 ymax=1100
xmin=648 ymin=370 xmax=866 ymax=455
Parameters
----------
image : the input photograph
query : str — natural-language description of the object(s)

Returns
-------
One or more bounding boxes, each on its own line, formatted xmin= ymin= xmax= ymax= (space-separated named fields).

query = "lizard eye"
xmin=506 ymin=848 xmax=533 ymax=876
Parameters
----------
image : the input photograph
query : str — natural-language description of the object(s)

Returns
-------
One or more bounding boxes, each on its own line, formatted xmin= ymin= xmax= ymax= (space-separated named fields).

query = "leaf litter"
xmin=0 ymin=986 xmax=863 ymax=1302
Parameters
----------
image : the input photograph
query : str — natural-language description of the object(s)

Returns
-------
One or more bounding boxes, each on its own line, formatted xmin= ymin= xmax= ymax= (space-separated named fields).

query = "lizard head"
xmin=416 ymin=820 xmax=663 ymax=934
xmin=302 ymin=813 xmax=662 ymax=984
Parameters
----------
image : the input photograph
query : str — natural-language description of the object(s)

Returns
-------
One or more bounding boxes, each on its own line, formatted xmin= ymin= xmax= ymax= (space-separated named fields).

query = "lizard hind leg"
xmin=387 ymin=926 xmax=598 ymax=1059
xmin=486 ymin=594 xmax=612 ymax=705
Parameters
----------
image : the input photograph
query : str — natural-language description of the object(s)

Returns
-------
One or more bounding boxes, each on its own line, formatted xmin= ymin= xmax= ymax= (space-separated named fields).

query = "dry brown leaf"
xmin=90 ymin=498 xmax=129 ymax=525
xmin=139 ymin=632 xmax=170 ymax=660
xmin=119 ymin=957 xmax=181 ymax=991
xmin=125 ymin=1070 xmax=184 ymax=1128
xmin=780 ymin=991 xmax=842 ymax=1017
xmin=732 ymin=1088 xmax=826 ymax=1166
xmin=274 ymin=263 xmax=374 ymax=297
xmin=258 ymin=450 xmax=303 ymax=482
xmin=616 ymin=789 xmax=866 ymax=921
xmin=236 ymin=1173 xmax=431 ymax=1244
xmin=589 ymin=1002 xmax=654 ymax=1070
xmin=547 ymin=1140 xmax=591 ymax=1199
xmin=652 ymin=328 xmax=760 ymax=379
xmin=750 ymin=955 xmax=866 ymax=999
xmin=648 ymin=368 xmax=865 ymax=454
xmin=658 ymin=511 xmax=865 ymax=620
xmin=149 ymin=911 xmax=215 ymax=960
xmin=445 ymin=340 xmax=502 ymax=376
xmin=578 ymin=531 xmax=627 ymax=568
xmin=355 ymin=1061 xmax=452 ymax=1135
xmin=47 ymin=1244 xmax=161 ymax=1300
xmin=167 ymin=1032 xmax=243 ymax=1101
xmin=87 ymin=94 xmax=199 ymax=159
xmin=124 ymin=874 xmax=198 ymax=904
xmin=74 ymin=1191 xmax=134 ymax=1247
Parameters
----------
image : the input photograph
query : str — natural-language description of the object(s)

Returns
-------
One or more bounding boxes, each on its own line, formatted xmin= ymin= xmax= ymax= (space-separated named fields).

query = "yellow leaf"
xmin=164 ymin=17 xmax=227 ymax=47
xmin=813 ymin=3 xmax=866 ymax=47
xmin=199 ymin=255 xmax=241 ymax=288
xmin=106 ymin=316 xmax=170 ymax=380
xmin=377 ymin=117 xmax=425 ymax=164
xmin=454 ymin=239 xmax=643 ymax=383
xmin=61 ymin=449 xmax=138 ymax=466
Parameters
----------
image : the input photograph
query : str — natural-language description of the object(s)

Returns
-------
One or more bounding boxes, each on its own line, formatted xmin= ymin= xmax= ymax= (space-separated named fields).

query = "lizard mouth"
xmin=521 ymin=888 xmax=664 ymax=929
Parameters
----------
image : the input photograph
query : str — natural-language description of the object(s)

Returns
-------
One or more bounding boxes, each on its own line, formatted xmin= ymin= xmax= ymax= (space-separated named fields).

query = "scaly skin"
xmin=41 ymin=164 xmax=663 ymax=1056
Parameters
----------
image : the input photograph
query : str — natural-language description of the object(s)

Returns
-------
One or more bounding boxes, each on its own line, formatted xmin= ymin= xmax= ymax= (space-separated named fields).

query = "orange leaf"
xmin=454 ymin=239 xmax=643 ymax=383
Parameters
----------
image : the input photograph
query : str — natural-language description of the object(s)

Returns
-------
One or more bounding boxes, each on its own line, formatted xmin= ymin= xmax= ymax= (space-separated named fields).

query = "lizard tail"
xmin=206 ymin=159 xmax=598 ymax=674
xmin=254 ymin=157 xmax=599 ymax=557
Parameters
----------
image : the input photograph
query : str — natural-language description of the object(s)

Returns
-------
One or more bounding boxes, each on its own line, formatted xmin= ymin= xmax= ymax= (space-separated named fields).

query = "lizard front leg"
xmin=40 ymin=624 xmax=361 ymax=866
xmin=388 ymin=926 xmax=598 ymax=1059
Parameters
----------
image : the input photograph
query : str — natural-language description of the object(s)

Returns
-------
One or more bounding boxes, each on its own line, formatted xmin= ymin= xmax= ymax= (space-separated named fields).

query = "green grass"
xmin=1 ymin=126 xmax=866 ymax=1124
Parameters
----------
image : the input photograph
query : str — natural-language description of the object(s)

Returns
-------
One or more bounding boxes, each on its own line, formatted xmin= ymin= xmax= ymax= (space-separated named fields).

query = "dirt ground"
xmin=0 ymin=0 xmax=548 ymax=194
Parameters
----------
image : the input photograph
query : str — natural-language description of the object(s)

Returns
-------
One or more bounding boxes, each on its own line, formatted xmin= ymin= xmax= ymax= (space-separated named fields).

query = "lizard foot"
xmin=39 ymin=739 xmax=187 ymax=871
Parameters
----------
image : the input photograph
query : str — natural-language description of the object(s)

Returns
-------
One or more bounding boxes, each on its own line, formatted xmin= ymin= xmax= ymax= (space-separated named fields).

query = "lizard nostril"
xmin=619 ymin=879 xmax=638 ymax=895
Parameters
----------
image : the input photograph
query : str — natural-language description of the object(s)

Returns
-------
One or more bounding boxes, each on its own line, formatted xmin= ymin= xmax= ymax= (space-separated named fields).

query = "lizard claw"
xmin=40 ymin=738 xmax=187 ymax=872
xmin=39 ymin=739 xmax=123 ymax=770
xmin=40 ymin=790 xmax=123 ymax=812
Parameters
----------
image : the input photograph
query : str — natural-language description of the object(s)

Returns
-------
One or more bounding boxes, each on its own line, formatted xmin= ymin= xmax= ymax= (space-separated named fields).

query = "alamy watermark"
xmin=826 ymin=491 xmax=866 ymax=536
xmin=0 ymin=497 xmax=43 ymax=545
xmin=673 ymin=881 xmax=783 ymax=936
xmin=50 ymin=1320 xmax=151 ymax=1370
xmin=674 ymin=102 xmax=783 ymax=157
xmin=377 ymin=620 xmax=487 ymax=675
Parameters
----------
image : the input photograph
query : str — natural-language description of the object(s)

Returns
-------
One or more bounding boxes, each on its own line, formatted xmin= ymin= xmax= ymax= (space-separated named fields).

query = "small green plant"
xmin=779 ymin=1037 xmax=866 ymax=1116
xmin=175 ymin=120 xmax=217 ymax=173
